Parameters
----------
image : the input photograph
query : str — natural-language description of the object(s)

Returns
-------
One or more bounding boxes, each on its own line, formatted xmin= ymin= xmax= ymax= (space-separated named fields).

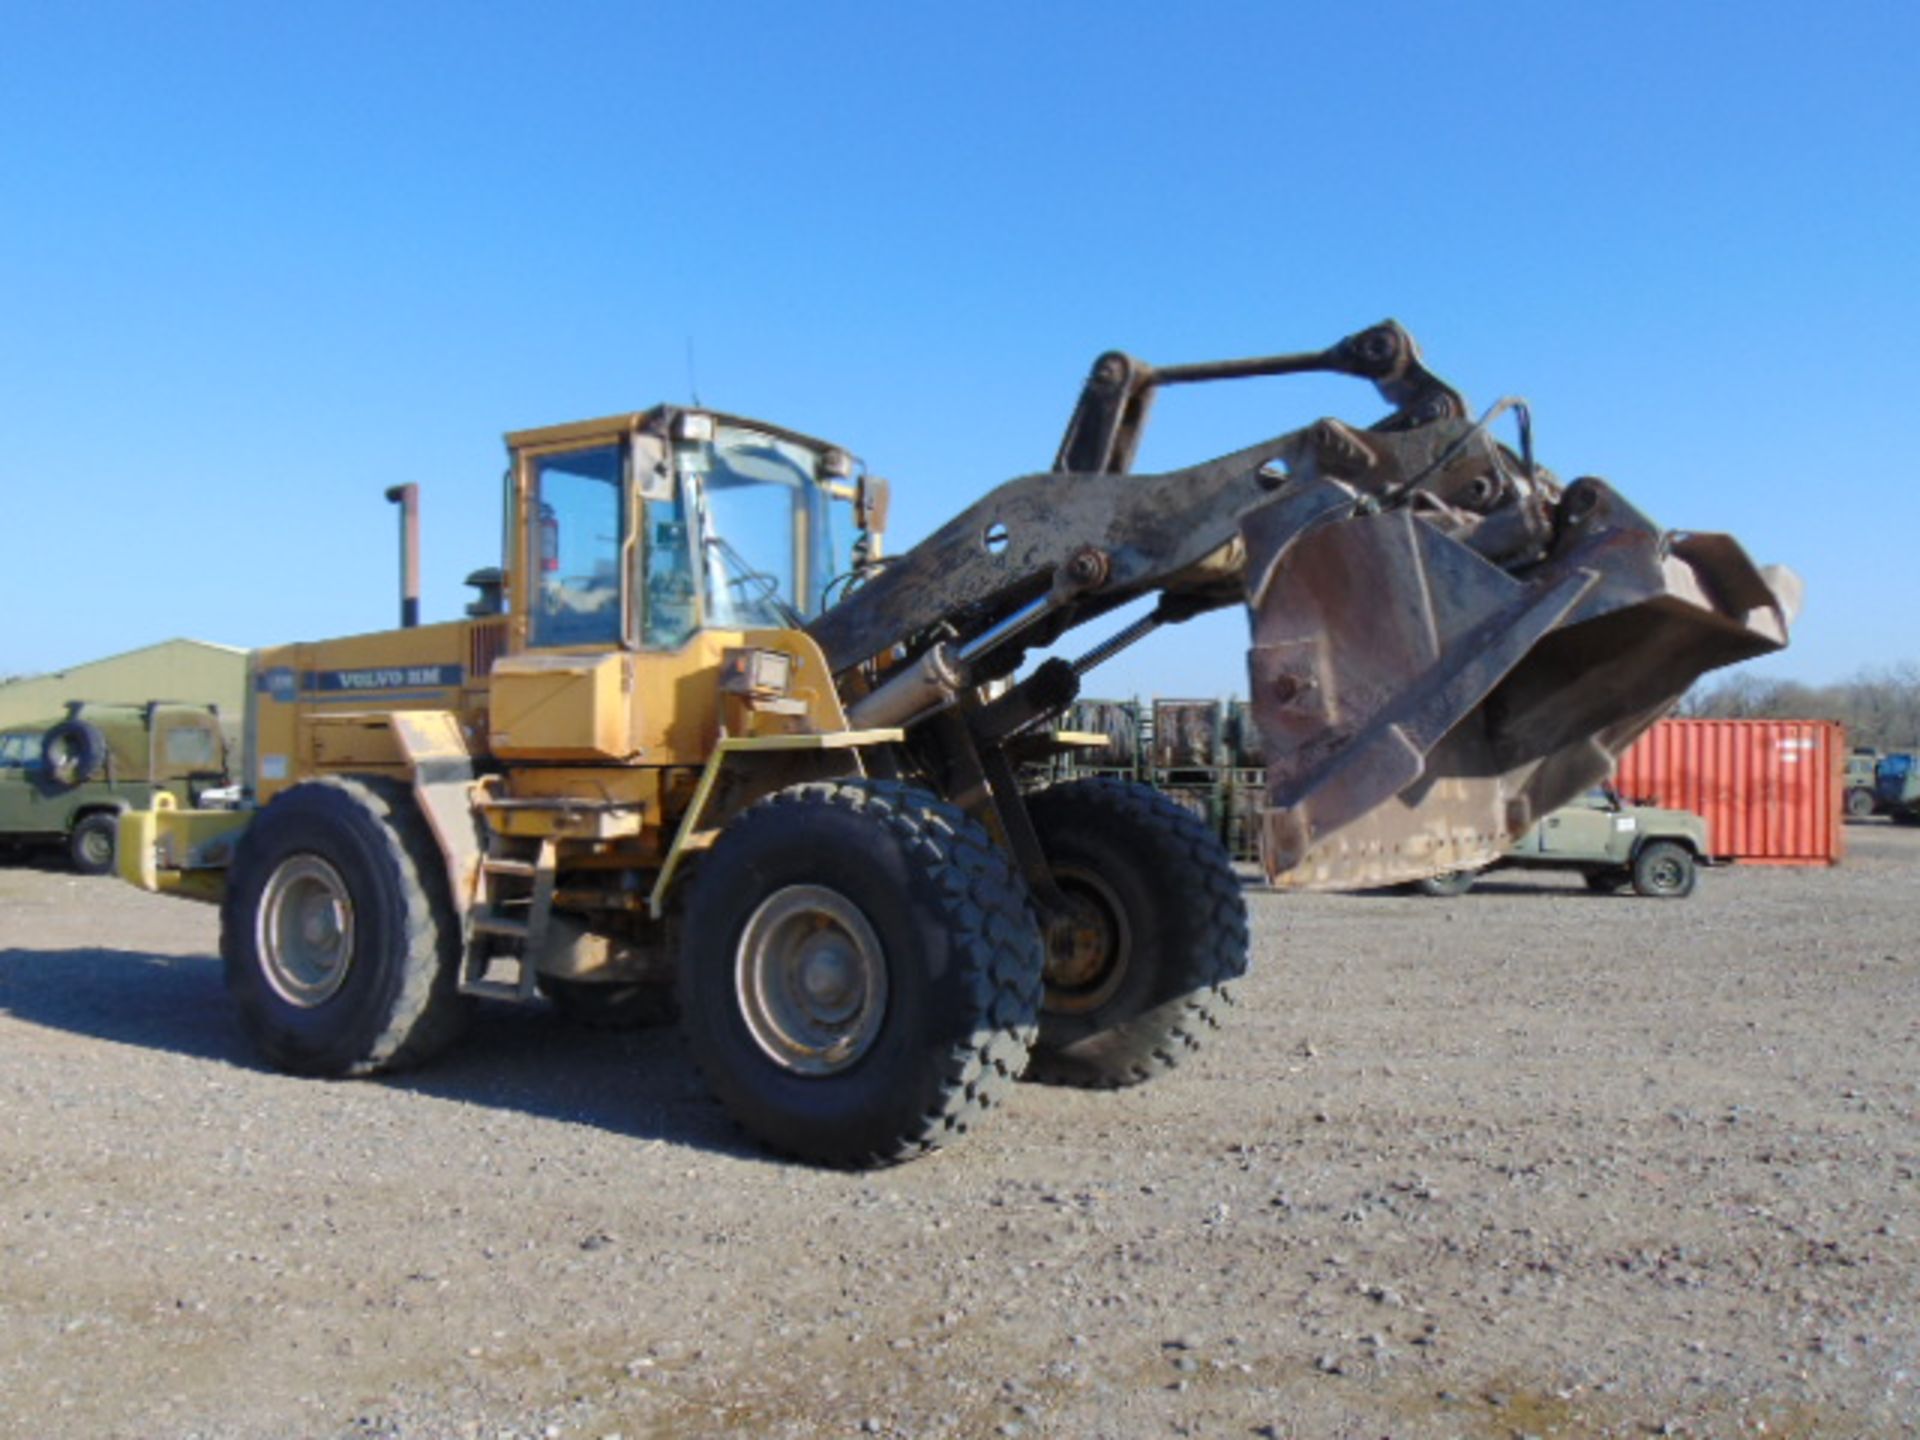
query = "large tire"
xmin=1023 ymin=778 xmax=1248 ymax=1089
xmin=221 ymin=777 xmax=470 ymax=1076
xmin=1631 ymin=839 xmax=1696 ymax=899
xmin=678 ymin=779 xmax=1043 ymax=1167
xmin=41 ymin=720 xmax=107 ymax=790
xmin=1845 ymin=787 xmax=1876 ymax=820
xmin=69 ymin=811 xmax=119 ymax=875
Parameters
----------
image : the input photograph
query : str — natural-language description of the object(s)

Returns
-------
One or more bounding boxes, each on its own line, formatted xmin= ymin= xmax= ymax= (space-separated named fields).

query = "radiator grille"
xmin=468 ymin=619 xmax=508 ymax=679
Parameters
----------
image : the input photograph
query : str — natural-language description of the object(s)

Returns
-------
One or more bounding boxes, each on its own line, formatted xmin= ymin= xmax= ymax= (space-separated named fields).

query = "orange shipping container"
xmin=1613 ymin=718 xmax=1843 ymax=866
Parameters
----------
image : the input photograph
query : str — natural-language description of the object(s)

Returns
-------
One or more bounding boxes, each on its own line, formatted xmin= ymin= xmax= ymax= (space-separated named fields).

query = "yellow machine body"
xmin=131 ymin=404 xmax=875 ymax=914
xmin=109 ymin=320 xmax=1798 ymax=1170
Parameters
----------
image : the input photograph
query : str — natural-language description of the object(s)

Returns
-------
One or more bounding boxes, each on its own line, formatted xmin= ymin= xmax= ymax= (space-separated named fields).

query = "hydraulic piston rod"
xmin=1071 ymin=611 xmax=1163 ymax=677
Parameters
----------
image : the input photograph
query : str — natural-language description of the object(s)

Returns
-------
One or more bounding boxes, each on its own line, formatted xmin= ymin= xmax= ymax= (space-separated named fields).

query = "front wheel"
xmin=1845 ymin=787 xmax=1876 ymax=820
xmin=1415 ymin=869 xmax=1477 ymax=897
xmin=1631 ymin=840 xmax=1696 ymax=898
xmin=678 ymin=780 xmax=1043 ymax=1167
xmin=1023 ymin=779 xmax=1249 ymax=1089
xmin=69 ymin=812 xmax=119 ymax=875
xmin=222 ymin=777 xmax=470 ymax=1076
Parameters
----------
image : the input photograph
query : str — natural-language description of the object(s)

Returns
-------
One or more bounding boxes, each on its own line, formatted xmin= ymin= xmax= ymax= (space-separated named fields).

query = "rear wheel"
xmin=1631 ymin=840 xmax=1696 ymax=898
xmin=69 ymin=812 xmax=119 ymax=875
xmin=222 ymin=777 xmax=470 ymax=1076
xmin=1415 ymin=869 xmax=1477 ymax=897
xmin=1023 ymin=779 xmax=1248 ymax=1089
xmin=678 ymin=779 xmax=1043 ymax=1167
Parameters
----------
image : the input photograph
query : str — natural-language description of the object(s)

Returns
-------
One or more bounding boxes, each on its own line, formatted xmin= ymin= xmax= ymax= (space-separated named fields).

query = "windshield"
xmin=675 ymin=423 xmax=840 ymax=630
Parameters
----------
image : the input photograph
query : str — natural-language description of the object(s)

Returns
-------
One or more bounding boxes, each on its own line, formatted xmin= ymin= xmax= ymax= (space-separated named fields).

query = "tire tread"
xmin=1024 ymin=777 xmax=1248 ymax=1090
xmin=221 ymin=776 xmax=467 ymax=1076
xmin=683 ymin=778 xmax=1042 ymax=1167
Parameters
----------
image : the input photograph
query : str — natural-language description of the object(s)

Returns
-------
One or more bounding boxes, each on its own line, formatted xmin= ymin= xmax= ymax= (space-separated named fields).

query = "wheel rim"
xmin=77 ymin=824 xmax=112 ymax=869
xmin=735 ymin=884 xmax=888 ymax=1076
xmin=258 ymin=855 xmax=356 ymax=1007
xmin=1043 ymin=865 xmax=1131 ymax=1015
xmin=1647 ymin=854 xmax=1684 ymax=891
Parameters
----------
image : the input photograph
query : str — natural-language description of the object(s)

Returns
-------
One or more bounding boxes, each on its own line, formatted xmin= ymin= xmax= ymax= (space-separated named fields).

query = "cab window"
xmin=529 ymin=446 xmax=625 ymax=648
xmin=162 ymin=724 xmax=220 ymax=770
xmin=674 ymin=423 xmax=841 ymax=629
xmin=642 ymin=490 xmax=699 ymax=651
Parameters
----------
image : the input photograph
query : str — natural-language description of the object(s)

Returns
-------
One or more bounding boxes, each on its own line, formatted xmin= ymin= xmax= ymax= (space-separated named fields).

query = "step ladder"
xmin=460 ymin=831 xmax=557 ymax=1001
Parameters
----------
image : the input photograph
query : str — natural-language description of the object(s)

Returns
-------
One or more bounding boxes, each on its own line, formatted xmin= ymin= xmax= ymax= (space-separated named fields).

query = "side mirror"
xmin=856 ymin=474 xmax=891 ymax=537
xmin=631 ymin=433 xmax=673 ymax=502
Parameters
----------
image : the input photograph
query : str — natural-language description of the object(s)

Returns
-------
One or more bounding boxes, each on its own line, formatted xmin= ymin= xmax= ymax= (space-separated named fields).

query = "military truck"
xmin=1876 ymin=752 xmax=1920 ymax=824
xmin=1415 ymin=787 xmax=1708 ymax=898
xmin=0 ymin=702 xmax=230 ymax=873
xmin=1845 ymin=747 xmax=1881 ymax=819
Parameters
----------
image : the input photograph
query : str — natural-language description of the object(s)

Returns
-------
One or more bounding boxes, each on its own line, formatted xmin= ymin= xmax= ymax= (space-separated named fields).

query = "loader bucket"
xmin=1241 ymin=477 xmax=1798 ymax=890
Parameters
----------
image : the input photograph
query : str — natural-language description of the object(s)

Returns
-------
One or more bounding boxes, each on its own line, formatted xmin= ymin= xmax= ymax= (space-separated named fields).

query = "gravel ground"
xmin=2 ymin=824 xmax=1916 ymax=1439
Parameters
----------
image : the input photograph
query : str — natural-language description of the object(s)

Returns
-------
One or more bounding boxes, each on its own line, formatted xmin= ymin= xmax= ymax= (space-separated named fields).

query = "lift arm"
xmin=805 ymin=322 xmax=1798 ymax=890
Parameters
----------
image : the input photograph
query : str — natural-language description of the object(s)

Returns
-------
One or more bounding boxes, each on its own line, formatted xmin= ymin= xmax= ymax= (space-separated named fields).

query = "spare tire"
xmin=41 ymin=720 xmax=107 ymax=789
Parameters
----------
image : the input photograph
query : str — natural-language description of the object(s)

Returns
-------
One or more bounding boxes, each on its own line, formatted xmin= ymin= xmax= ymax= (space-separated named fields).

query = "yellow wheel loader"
xmin=120 ymin=322 xmax=1796 ymax=1166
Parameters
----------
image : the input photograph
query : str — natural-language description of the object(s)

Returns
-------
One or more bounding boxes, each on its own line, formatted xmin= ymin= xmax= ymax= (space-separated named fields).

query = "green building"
xmin=0 ymin=639 xmax=247 ymax=731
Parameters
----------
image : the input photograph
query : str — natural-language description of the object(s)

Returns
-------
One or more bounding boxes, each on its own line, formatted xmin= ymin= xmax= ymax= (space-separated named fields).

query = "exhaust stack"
xmin=384 ymin=484 xmax=420 ymax=629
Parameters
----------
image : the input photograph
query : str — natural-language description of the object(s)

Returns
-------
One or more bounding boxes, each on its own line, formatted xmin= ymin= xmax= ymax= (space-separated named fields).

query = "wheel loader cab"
xmin=507 ymin=409 xmax=851 ymax=656
xmin=487 ymin=409 xmax=870 ymax=769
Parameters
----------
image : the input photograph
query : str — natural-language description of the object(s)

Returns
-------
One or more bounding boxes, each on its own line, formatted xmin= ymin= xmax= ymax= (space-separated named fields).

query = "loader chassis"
xmin=121 ymin=324 xmax=1795 ymax=1165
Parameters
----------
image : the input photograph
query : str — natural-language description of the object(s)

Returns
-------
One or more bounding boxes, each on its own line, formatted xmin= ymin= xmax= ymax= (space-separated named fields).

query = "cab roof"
xmin=504 ymin=407 xmax=847 ymax=460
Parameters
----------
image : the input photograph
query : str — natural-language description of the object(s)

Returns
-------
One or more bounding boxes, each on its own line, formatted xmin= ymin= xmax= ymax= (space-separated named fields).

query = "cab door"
xmin=1533 ymin=801 xmax=1613 ymax=856
xmin=518 ymin=443 xmax=631 ymax=651
xmin=0 ymin=732 xmax=44 ymax=835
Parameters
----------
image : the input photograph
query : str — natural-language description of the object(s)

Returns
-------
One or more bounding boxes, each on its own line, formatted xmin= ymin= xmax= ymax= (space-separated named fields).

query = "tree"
xmin=1680 ymin=664 xmax=1920 ymax=749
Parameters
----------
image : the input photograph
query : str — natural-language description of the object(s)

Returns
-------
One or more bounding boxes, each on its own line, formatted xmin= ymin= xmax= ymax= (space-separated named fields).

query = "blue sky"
xmin=3 ymin=1 xmax=1913 ymax=697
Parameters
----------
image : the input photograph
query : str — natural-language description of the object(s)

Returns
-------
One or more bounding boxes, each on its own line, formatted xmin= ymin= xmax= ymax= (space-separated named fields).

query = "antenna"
xmin=686 ymin=337 xmax=702 ymax=408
